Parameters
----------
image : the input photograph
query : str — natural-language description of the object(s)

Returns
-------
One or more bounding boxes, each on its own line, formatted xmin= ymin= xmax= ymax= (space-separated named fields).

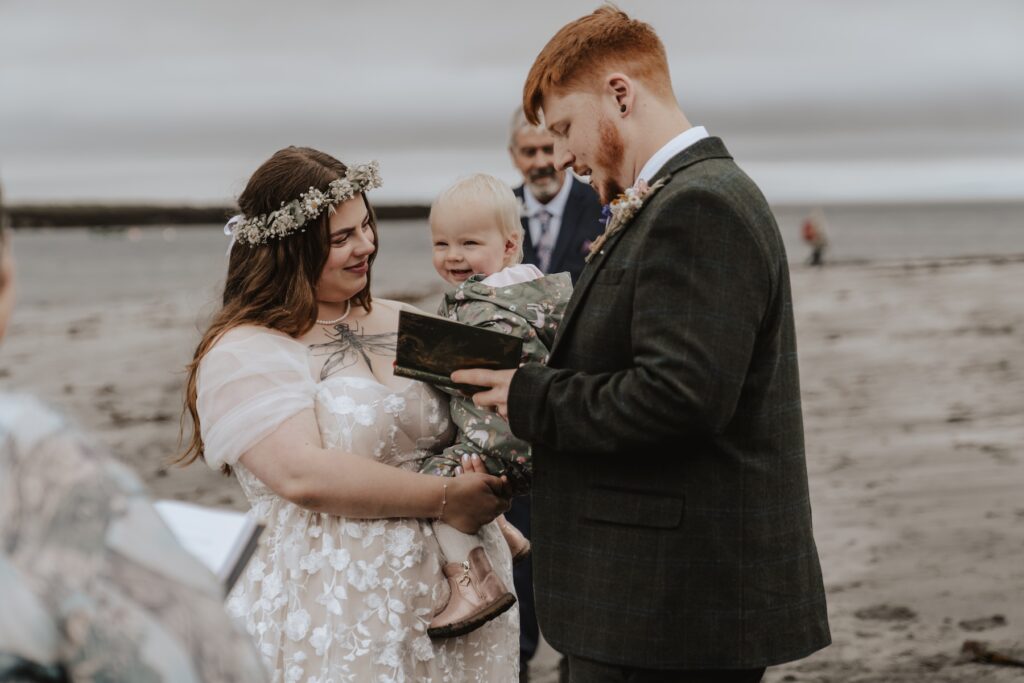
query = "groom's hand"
xmin=452 ymin=368 xmax=515 ymax=420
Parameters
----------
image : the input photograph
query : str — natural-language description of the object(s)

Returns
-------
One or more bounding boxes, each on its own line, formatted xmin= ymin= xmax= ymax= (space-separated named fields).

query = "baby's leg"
xmin=496 ymin=512 xmax=531 ymax=564
xmin=428 ymin=520 xmax=517 ymax=639
xmin=420 ymin=449 xmax=497 ymax=565
xmin=432 ymin=519 xmax=483 ymax=564
xmin=450 ymin=404 xmax=532 ymax=495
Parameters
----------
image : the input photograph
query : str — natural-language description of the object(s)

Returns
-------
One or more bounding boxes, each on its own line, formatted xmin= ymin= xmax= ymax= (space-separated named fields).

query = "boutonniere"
xmin=586 ymin=178 xmax=667 ymax=262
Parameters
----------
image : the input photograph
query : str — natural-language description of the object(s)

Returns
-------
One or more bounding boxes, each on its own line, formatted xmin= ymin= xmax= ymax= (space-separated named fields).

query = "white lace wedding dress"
xmin=197 ymin=327 xmax=518 ymax=683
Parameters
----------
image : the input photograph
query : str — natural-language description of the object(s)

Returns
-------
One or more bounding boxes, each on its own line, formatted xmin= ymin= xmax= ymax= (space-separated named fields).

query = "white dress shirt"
xmin=636 ymin=126 xmax=710 ymax=186
xmin=522 ymin=173 xmax=574 ymax=249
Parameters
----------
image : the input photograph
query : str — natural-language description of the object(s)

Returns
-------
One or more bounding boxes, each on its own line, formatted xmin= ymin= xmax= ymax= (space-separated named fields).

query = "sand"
xmin=3 ymin=231 xmax=1022 ymax=681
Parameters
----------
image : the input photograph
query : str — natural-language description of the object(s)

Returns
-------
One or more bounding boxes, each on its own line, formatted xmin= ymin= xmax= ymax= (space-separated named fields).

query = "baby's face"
xmin=430 ymin=200 xmax=512 ymax=285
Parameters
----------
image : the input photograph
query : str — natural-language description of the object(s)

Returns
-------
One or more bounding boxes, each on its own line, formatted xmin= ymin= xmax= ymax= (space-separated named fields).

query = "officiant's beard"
xmin=526 ymin=168 xmax=563 ymax=202
xmin=594 ymin=117 xmax=625 ymax=205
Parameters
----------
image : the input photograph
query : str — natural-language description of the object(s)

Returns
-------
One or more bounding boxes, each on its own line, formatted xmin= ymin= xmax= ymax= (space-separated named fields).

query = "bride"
xmin=178 ymin=147 xmax=519 ymax=681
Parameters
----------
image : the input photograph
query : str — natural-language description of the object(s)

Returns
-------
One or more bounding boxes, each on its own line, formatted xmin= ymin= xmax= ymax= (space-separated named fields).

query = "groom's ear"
xmin=606 ymin=73 xmax=634 ymax=116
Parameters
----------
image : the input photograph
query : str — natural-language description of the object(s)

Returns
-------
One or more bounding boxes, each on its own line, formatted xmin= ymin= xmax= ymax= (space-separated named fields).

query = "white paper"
xmin=154 ymin=499 xmax=257 ymax=584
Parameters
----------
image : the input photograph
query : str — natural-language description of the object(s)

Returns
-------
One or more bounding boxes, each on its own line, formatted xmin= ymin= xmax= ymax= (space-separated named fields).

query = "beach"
xmin=3 ymin=213 xmax=1023 ymax=681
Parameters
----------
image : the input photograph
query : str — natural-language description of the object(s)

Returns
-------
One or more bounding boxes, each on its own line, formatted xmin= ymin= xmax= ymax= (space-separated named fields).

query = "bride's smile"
xmin=316 ymin=197 xmax=377 ymax=314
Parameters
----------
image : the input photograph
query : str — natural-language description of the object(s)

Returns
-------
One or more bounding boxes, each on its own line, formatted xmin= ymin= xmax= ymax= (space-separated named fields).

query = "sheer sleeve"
xmin=197 ymin=327 xmax=317 ymax=469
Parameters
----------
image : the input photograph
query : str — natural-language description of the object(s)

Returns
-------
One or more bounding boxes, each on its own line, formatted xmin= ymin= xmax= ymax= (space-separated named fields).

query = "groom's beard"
xmin=595 ymin=116 xmax=625 ymax=205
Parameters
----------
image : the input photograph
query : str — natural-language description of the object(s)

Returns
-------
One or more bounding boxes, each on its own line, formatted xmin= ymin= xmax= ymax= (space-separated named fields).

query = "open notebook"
xmin=154 ymin=500 xmax=263 ymax=597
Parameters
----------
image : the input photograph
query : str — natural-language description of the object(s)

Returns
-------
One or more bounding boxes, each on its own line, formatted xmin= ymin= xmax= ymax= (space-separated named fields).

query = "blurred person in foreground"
xmin=0 ymin=228 xmax=269 ymax=682
xmin=456 ymin=6 xmax=830 ymax=682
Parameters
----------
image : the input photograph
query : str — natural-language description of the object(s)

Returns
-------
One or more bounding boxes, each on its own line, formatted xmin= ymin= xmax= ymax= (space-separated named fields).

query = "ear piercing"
xmin=620 ymin=104 xmax=627 ymax=113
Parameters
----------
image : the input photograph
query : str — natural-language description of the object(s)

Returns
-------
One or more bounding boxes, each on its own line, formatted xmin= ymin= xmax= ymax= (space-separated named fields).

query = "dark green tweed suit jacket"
xmin=507 ymin=137 xmax=831 ymax=668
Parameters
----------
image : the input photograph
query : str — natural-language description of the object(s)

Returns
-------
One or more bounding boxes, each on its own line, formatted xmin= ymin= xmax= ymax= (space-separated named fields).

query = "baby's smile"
xmin=447 ymin=267 xmax=475 ymax=282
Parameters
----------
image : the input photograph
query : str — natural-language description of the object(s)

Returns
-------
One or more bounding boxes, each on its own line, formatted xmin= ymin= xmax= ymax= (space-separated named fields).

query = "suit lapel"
xmin=514 ymin=185 xmax=538 ymax=264
xmin=549 ymin=137 xmax=733 ymax=358
xmin=521 ymin=215 xmax=537 ymax=263
xmin=546 ymin=177 xmax=583 ymax=275
xmin=549 ymin=215 xmax=630 ymax=355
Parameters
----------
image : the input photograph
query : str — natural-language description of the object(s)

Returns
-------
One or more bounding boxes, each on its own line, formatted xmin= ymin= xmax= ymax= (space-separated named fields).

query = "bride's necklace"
xmin=316 ymin=300 xmax=351 ymax=326
xmin=310 ymin=302 xmax=397 ymax=381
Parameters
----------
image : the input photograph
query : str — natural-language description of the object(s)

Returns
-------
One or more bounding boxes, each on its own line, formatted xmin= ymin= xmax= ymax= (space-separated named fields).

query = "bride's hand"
xmin=443 ymin=467 xmax=510 ymax=534
xmin=457 ymin=453 xmax=511 ymax=494
xmin=455 ymin=452 xmax=493 ymax=476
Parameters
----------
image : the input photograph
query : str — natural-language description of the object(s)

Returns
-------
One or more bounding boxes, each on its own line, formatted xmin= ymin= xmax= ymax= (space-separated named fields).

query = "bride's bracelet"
xmin=437 ymin=482 xmax=448 ymax=521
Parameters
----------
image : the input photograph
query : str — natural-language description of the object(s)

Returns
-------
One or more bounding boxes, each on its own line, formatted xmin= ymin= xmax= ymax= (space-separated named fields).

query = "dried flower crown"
xmin=229 ymin=161 xmax=382 ymax=246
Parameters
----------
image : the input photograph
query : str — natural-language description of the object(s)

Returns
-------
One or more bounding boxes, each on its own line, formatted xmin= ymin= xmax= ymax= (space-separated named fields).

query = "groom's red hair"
xmin=522 ymin=4 xmax=674 ymax=126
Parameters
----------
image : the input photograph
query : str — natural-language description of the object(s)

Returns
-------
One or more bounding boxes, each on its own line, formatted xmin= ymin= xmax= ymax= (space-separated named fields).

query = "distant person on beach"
xmin=456 ymin=7 xmax=830 ymax=682
xmin=802 ymin=208 xmax=829 ymax=266
xmin=0 ymin=229 xmax=268 ymax=683
xmin=180 ymin=147 xmax=518 ymax=681
xmin=417 ymin=173 xmax=572 ymax=642
xmin=507 ymin=106 xmax=602 ymax=679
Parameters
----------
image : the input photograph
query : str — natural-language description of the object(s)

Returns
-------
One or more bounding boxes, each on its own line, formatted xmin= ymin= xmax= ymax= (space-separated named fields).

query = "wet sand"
xmin=3 ymin=229 xmax=1022 ymax=681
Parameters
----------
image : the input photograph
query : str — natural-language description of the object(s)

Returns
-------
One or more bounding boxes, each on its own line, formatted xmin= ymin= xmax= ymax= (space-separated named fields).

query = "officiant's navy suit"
xmin=514 ymin=176 xmax=604 ymax=286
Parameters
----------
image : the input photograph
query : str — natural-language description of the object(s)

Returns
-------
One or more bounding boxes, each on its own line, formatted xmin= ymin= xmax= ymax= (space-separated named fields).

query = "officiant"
xmin=510 ymin=106 xmax=604 ymax=286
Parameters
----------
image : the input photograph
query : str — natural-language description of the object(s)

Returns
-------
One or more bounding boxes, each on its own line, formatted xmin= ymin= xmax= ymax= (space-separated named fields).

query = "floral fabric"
xmin=198 ymin=330 xmax=519 ymax=682
xmin=418 ymin=272 xmax=572 ymax=495
xmin=0 ymin=393 xmax=268 ymax=682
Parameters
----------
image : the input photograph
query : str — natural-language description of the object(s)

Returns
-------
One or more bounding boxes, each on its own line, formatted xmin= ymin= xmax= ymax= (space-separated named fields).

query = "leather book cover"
xmin=395 ymin=310 xmax=523 ymax=393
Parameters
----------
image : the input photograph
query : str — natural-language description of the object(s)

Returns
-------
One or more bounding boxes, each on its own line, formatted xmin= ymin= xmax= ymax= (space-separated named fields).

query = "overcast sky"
xmin=2 ymin=0 xmax=1022 ymax=204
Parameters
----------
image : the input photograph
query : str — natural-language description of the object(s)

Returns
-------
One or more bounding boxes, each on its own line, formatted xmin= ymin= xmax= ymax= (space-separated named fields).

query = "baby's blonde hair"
xmin=430 ymin=173 xmax=524 ymax=265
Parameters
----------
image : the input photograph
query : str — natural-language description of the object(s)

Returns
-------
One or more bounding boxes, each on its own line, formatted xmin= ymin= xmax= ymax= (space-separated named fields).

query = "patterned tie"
xmin=535 ymin=208 xmax=554 ymax=273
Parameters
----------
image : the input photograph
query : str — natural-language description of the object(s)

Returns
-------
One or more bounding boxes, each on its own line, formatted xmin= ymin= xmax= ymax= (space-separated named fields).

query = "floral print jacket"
xmin=418 ymin=270 xmax=572 ymax=494
xmin=0 ymin=393 xmax=268 ymax=682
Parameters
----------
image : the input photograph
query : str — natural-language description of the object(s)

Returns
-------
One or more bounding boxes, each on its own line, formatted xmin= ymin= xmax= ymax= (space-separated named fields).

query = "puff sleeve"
xmin=197 ymin=327 xmax=317 ymax=469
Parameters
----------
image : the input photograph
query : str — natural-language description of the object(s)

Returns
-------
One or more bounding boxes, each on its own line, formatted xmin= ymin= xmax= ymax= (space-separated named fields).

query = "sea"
xmin=9 ymin=200 xmax=1024 ymax=309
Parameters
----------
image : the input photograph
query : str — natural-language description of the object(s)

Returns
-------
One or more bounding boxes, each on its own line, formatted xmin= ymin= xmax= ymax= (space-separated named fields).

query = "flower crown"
xmin=230 ymin=161 xmax=382 ymax=246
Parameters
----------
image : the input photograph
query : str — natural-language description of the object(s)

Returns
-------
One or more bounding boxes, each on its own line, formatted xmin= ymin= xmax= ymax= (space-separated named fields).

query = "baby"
xmin=419 ymin=174 xmax=572 ymax=639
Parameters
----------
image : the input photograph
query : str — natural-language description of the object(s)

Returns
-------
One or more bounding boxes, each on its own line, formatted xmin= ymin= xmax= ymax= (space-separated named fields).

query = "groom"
xmin=455 ymin=6 xmax=830 ymax=682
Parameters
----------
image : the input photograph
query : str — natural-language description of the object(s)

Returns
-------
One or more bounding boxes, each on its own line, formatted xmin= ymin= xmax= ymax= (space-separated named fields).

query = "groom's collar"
xmin=636 ymin=125 xmax=710 ymax=185
xmin=647 ymin=137 xmax=734 ymax=186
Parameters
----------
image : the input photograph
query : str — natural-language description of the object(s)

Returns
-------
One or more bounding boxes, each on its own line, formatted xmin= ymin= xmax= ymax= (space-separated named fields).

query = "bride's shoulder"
xmin=212 ymin=324 xmax=303 ymax=350
xmin=203 ymin=325 xmax=308 ymax=371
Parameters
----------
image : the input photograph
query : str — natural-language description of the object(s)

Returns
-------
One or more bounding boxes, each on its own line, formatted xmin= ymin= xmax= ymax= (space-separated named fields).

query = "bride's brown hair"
xmin=177 ymin=146 xmax=379 ymax=468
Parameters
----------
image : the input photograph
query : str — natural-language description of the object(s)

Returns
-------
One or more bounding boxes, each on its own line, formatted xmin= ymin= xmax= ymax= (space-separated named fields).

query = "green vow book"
xmin=395 ymin=310 xmax=523 ymax=394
